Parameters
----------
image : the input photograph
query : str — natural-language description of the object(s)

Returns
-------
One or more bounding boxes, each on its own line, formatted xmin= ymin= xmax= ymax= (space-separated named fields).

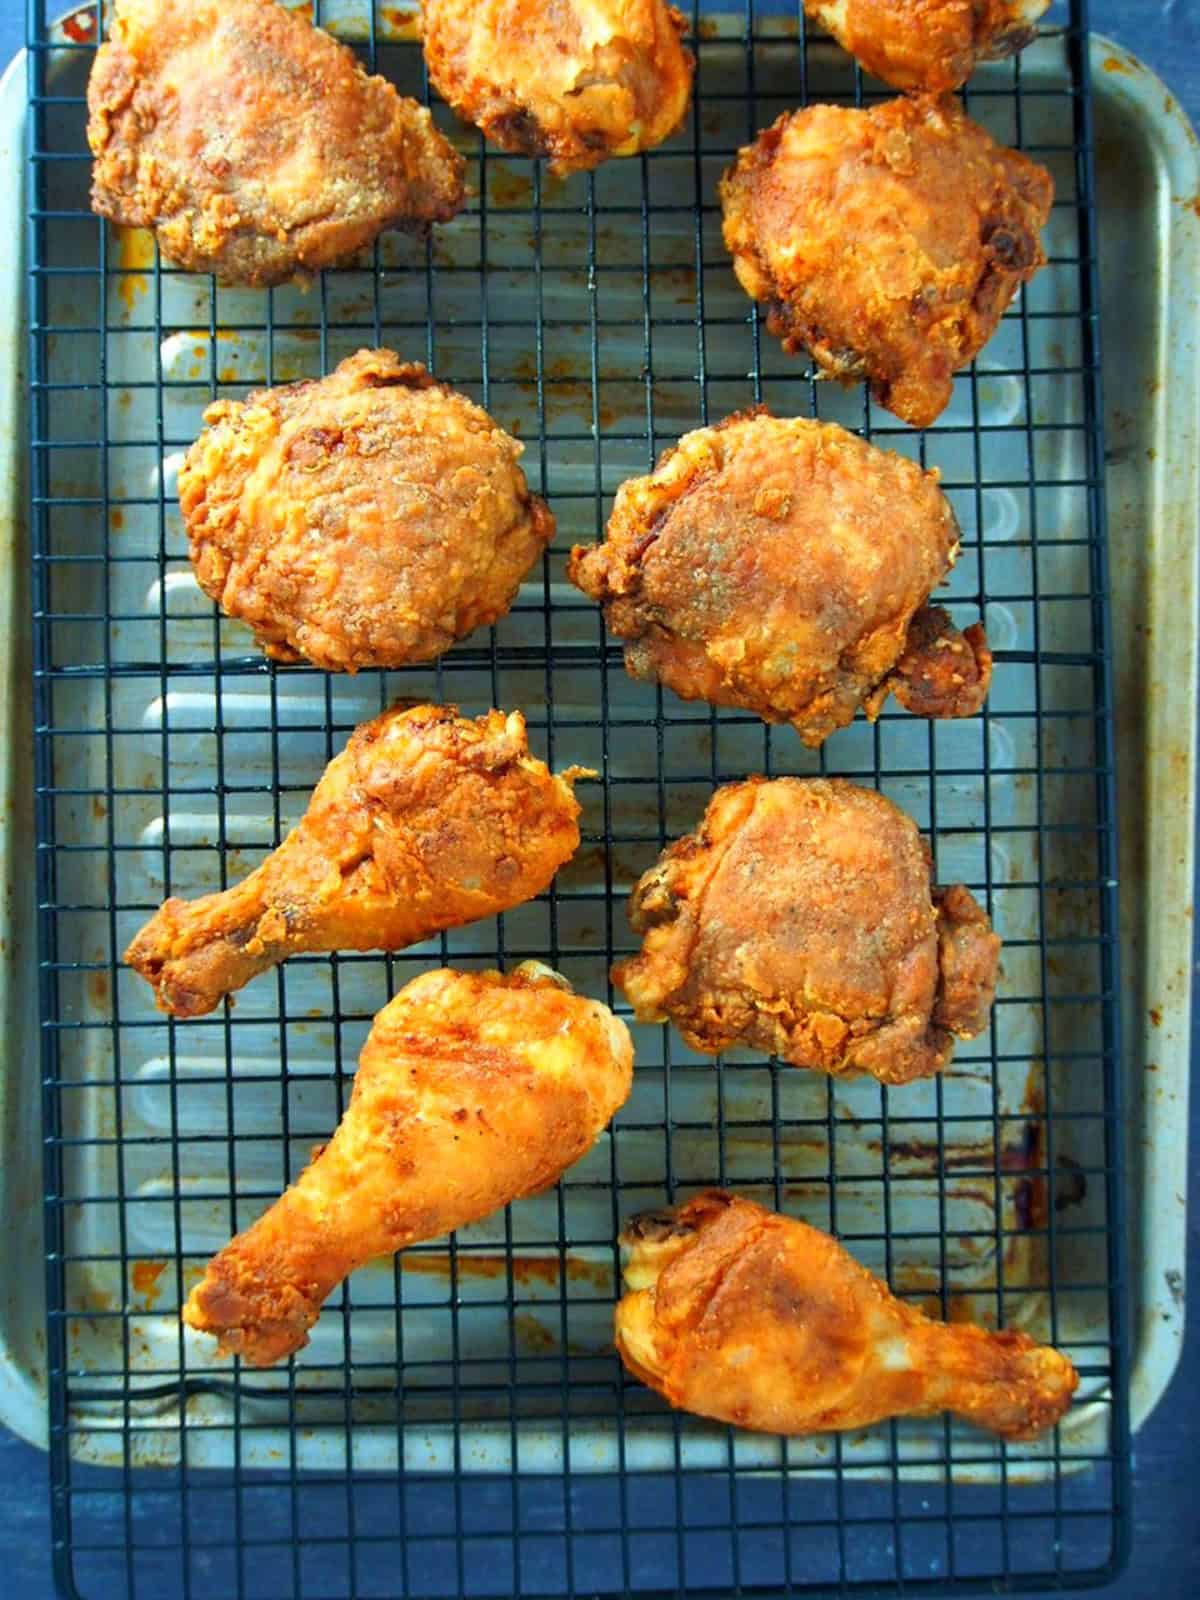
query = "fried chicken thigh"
xmin=720 ymin=96 xmax=1054 ymax=427
xmin=804 ymin=0 xmax=1049 ymax=93
xmin=616 ymin=1192 xmax=1078 ymax=1440
xmin=184 ymin=964 xmax=633 ymax=1364
xmin=568 ymin=409 xmax=990 ymax=747
xmin=614 ymin=778 xmax=999 ymax=1084
xmin=88 ymin=0 xmax=465 ymax=285
xmin=180 ymin=350 xmax=553 ymax=671
xmin=125 ymin=705 xmax=584 ymax=1018
xmin=422 ymin=0 xmax=693 ymax=174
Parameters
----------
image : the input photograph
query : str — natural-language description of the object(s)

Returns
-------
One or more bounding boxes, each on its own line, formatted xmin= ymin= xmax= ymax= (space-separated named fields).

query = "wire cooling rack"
xmin=26 ymin=0 xmax=1129 ymax=1594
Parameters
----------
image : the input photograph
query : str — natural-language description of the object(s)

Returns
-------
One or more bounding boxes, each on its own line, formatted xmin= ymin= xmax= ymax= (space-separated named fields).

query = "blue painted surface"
xmin=1 ymin=0 xmax=1197 ymax=1594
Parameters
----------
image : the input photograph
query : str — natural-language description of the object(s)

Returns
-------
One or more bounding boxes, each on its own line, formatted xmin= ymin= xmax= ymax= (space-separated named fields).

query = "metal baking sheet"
xmin=4 ymin=2 xmax=1195 ymax=1594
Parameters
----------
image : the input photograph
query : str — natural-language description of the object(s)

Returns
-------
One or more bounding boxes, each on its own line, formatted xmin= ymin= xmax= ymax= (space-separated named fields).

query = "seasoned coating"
xmin=88 ymin=0 xmax=465 ymax=286
xmin=720 ymin=96 xmax=1054 ymax=427
xmin=179 ymin=350 xmax=554 ymax=671
xmin=568 ymin=409 xmax=990 ymax=747
xmin=613 ymin=778 xmax=1000 ymax=1084
xmin=422 ymin=0 xmax=693 ymax=175
xmin=125 ymin=705 xmax=584 ymax=1017
xmin=184 ymin=965 xmax=633 ymax=1365
xmin=873 ymin=603 xmax=993 ymax=722
xmin=804 ymin=0 xmax=1049 ymax=93
xmin=616 ymin=1192 xmax=1078 ymax=1440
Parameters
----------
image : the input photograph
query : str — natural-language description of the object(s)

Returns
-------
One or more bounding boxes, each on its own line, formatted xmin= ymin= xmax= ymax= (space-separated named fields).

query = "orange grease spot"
xmin=115 ymin=228 xmax=155 ymax=313
xmin=381 ymin=6 xmax=421 ymax=39
xmin=131 ymin=1260 xmax=168 ymax=1306
xmin=62 ymin=7 xmax=96 ymax=43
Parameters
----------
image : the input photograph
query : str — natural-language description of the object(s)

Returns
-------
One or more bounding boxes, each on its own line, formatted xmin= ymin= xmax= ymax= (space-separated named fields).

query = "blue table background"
xmin=3 ymin=0 xmax=1197 ymax=1594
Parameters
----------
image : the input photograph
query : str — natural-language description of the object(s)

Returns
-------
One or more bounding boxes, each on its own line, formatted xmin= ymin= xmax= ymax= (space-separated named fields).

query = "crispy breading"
xmin=180 ymin=350 xmax=553 ymax=671
xmin=422 ymin=0 xmax=693 ymax=174
xmin=569 ymin=408 xmax=990 ymax=746
xmin=613 ymin=778 xmax=1000 ymax=1084
xmin=88 ymin=0 xmax=464 ymax=285
xmin=804 ymin=0 xmax=1049 ymax=93
xmin=125 ymin=705 xmax=585 ymax=1017
xmin=184 ymin=965 xmax=633 ymax=1365
xmin=720 ymin=96 xmax=1053 ymax=427
xmin=616 ymin=1192 xmax=1079 ymax=1440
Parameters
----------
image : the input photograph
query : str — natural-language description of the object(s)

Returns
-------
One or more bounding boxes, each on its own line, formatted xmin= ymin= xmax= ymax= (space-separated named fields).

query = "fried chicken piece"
xmin=613 ymin=777 xmax=1000 ymax=1084
xmin=88 ymin=0 xmax=465 ymax=286
xmin=422 ymin=0 xmax=693 ymax=175
xmin=804 ymin=0 xmax=1049 ymax=93
xmin=184 ymin=964 xmax=633 ymax=1365
xmin=866 ymin=602 xmax=993 ymax=721
xmin=720 ymin=96 xmax=1054 ymax=427
xmin=179 ymin=350 xmax=554 ymax=671
xmin=125 ymin=705 xmax=585 ymax=1018
xmin=616 ymin=1192 xmax=1078 ymax=1440
xmin=568 ymin=408 xmax=990 ymax=747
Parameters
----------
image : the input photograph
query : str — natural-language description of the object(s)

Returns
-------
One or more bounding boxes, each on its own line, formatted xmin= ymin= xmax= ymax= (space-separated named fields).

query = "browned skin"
xmin=184 ymin=965 xmax=633 ymax=1365
xmin=568 ymin=409 xmax=991 ymax=747
xmin=180 ymin=350 xmax=554 ymax=671
xmin=803 ymin=0 xmax=1049 ymax=94
xmin=88 ymin=0 xmax=465 ymax=286
xmin=615 ymin=1192 xmax=1078 ymax=1440
xmin=869 ymin=603 xmax=993 ymax=722
xmin=125 ymin=705 xmax=585 ymax=1018
xmin=719 ymin=96 xmax=1054 ymax=427
xmin=613 ymin=778 xmax=1000 ymax=1084
xmin=422 ymin=0 xmax=693 ymax=175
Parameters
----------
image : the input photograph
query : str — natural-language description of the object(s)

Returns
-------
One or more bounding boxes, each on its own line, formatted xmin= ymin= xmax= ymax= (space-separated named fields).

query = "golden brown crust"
xmin=422 ymin=0 xmax=693 ymax=174
xmin=612 ymin=777 xmax=1001 ymax=1084
xmin=184 ymin=965 xmax=633 ymax=1364
xmin=179 ymin=349 xmax=554 ymax=671
xmin=88 ymin=0 xmax=465 ymax=285
xmin=568 ymin=409 xmax=989 ymax=747
xmin=719 ymin=96 xmax=1054 ymax=427
xmin=803 ymin=0 xmax=1049 ymax=94
xmin=933 ymin=881 xmax=1002 ymax=1036
xmin=615 ymin=1191 xmax=1079 ymax=1440
xmin=125 ymin=704 xmax=584 ymax=1016
xmin=876 ymin=606 xmax=993 ymax=721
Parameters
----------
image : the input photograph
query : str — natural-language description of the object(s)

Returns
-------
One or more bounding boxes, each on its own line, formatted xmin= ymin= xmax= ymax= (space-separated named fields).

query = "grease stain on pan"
xmin=380 ymin=6 xmax=422 ymax=39
xmin=61 ymin=6 xmax=96 ymax=44
xmin=513 ymin=1312 xmax=556 ymax=1353
xmin=130 ymin=1259 xmax=168 ymax=1307
xmin=115 ymin=227 xmax=155 ymax=313
xmin=398 ymin=1251 xmax=614 ymax=1290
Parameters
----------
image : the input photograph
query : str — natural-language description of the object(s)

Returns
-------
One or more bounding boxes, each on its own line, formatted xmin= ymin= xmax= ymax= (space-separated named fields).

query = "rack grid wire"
xmin=26 ymin=0 xmax=1130 ymax=1596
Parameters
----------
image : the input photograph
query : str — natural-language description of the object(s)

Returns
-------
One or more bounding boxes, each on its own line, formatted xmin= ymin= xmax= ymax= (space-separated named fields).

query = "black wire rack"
xmin=26 ymin=0 xmax=1130 ymax=1595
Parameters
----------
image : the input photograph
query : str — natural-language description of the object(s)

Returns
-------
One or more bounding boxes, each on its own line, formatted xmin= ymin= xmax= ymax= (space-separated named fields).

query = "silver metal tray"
xmin=0 ymin=14 xmax=1194 ymax=1504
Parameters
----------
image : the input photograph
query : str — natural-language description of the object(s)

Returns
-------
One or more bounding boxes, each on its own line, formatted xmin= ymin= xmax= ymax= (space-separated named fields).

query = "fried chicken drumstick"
xmin=720 ymin=96 xmax=1054 ymax=427
xmin=184 ymin=964 xmax=633 ymax=1365
xmin=126 ymin=705 xmax=584 ymax=1018
xmin=88 ymin=0 xmax=465 ymax=285
xmin=614 ymin=778 xmax=1000 ymax=1084
xmin=180 ymin=350 xmax=553 ymax=671
xmin=422 ymin=0 xmax=693 ymax=174
xmin=568 ymin=409 xmax=991 ymax=747
xmin=804 ymin=0 xmax=1049 ymax=94
xmin=616 ymin=1192 xmax=1078 ymax=1440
